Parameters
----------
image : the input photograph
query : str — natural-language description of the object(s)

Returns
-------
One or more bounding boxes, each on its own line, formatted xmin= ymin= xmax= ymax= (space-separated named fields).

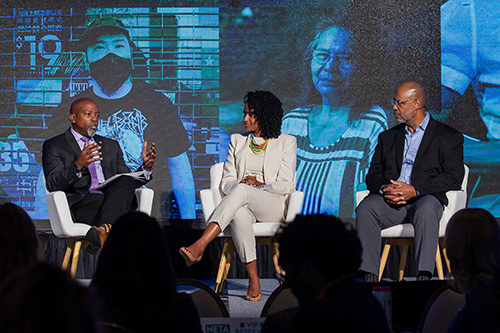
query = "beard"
xmin=87 ymin=127 xmax=97 ymax=137
xmin=89 ymin=53 xmax=133 ymax=95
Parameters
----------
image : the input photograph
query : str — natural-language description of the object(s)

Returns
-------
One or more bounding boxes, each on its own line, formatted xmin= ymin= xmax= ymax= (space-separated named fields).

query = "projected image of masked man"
xmin=71 ymin=17 xmax=195 ymax=219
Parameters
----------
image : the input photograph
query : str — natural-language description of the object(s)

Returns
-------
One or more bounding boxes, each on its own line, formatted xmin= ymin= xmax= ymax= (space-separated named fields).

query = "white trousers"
xmin=209 ymin=183 xmax=286 ymax=263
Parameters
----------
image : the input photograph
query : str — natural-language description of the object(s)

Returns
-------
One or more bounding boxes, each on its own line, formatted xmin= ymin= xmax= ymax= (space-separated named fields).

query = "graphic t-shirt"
xmin=71 ymin=82 xmax=191 ymax=171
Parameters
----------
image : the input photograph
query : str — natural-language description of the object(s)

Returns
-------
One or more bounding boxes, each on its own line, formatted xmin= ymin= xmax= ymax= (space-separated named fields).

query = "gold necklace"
xmin=249 ymin=133 xmax=269 ymax=153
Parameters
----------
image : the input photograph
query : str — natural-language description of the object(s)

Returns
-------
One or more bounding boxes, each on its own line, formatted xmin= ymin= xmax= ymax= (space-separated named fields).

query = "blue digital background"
xmin=1 ymin=0 xmax=499 ymax=219
xmin=0 ymin=7 xmax=219 ymax=220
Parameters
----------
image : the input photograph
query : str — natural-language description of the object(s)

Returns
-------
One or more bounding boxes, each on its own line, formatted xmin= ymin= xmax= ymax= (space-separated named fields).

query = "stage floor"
xmin=202 ymin=278 xmax=281 ymax=318
xmin=79 ymin=278 xmax=282 ymax=318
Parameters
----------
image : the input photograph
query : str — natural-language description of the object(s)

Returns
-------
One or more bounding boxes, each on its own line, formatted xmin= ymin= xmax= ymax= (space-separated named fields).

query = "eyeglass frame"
xmin=391 ymin=98 xmax=416 ymax=107
xmin=311 ymin=49 xmax=352 ymax=68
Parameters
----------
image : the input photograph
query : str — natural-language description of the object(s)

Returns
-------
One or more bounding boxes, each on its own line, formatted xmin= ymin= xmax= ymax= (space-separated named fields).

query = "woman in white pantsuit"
xmin=180 ymin=91 xmax=297 ymax=301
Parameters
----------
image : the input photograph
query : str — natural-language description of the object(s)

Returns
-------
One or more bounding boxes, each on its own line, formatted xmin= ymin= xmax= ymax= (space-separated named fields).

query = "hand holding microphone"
xmin=74 ymin=141 xmax=102 ymax=171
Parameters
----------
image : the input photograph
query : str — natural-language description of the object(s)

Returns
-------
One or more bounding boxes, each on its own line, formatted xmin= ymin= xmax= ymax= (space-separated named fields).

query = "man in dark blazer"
xmin=356 ymin=82 xmax=464 ymax=282
xmin=43 ymin=97 xmax=156 ymax=251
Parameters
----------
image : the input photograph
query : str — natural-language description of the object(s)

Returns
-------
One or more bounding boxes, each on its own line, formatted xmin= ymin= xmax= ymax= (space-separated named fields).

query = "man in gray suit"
xmin=356 ymin=82 xmax=464 ymax=282
xmin=43 ymin=98 xmax=156 ymax=251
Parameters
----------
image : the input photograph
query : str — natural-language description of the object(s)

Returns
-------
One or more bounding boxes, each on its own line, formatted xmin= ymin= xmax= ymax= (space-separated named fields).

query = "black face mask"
xmin=89 ymin=53 xmax=133 ymax=95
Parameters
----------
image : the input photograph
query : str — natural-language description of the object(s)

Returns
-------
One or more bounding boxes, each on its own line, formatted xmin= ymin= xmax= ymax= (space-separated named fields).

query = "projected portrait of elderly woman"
xmin=282 ymin=20 xmax=388 ymax=218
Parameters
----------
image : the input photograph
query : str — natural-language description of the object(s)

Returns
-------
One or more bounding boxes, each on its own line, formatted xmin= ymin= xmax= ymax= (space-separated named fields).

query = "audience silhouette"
xmin=445 ymin=208 xmax=500 ymax=332
xmin=0 ymin=262 xmax=100 ymax=333
xmin=274 ymin=214 xmax=390 ymax=332
xmin=0 ymin=202 xmax=40 ymax=282
xmin=91 ymin=212 xmax=202 ymax=333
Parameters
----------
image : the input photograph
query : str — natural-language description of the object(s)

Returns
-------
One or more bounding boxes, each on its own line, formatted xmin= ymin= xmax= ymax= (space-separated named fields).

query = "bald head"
xmin=69 ymin=98 xmax=100 ymax=137
xmin=397 ymin=82 xmax=426 ymax=108
xmin=392 ymin=82 xmax=426 ymax=132
xmin=70 ymin=98 xmax=97 ymax=115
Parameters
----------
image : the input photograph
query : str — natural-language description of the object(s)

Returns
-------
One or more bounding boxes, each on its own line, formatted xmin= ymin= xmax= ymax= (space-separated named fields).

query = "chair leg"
xmin=379 ymin=243 xmax=391 ymax=281
xmin=214 ymin=239 xmax=235 ymax=294
xmin=398 ymin=244 xmax=409 ymax=282
xmin=270 ymin=241 xmax=284 ymax=281
xmin=443 ymin=247 xmax=451 ymax=275
xmin=70 ymin=240 xmax=82 ymax=278
xmin=62 ymin=239 xmax=76 ymax=272
xmin=435 ymin=245 xmax=444 ymax=280
xmin=222 ymin=239 xmax=235 ymax=285
xmin=440 ymin=237 xmax=451 ymax=275
xmin=214 ymin=240 xmax=229 ymax=294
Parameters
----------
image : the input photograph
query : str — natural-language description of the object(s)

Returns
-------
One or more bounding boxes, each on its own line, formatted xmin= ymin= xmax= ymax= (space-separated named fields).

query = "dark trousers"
xmin=70 ymin=176 xmax=137 ymax=226
xmin=356 ymin=194 xmax=444 ymax=276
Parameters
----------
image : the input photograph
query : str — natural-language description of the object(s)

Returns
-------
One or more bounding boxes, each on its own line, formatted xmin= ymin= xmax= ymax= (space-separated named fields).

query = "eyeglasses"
xmin=391 ymin=98 xmax=415 ymax=107
xmin=312 ymin=50 xmax=352 ymax=68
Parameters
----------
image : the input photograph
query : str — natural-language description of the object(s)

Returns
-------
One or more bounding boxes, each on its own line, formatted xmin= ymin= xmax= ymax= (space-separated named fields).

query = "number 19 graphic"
xmin=23 ymin=34 xmax=61 ymax=70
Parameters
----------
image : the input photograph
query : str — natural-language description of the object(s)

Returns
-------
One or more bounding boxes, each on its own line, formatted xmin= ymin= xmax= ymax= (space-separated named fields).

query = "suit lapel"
xmin=395 ymin=126 xmax=405 ymax=174
xmin=262 ymin=136 xmax=273 ymax=180
xmin=238 ymin=134 xmax=250 ymax=181
xmin=414 ymin=117 xmax=436 ymax=168
xmin=64 ymin=128 xmax=82 ymax=156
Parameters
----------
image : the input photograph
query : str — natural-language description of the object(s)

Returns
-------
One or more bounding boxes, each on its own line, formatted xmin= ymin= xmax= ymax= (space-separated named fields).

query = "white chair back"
xmin=438 ymin=164 xmax=469 ymax=236
xmin=43 ymin=174 xmax=91 ymax=238
xmin=210 ymin=162 xmax=224 ymax=207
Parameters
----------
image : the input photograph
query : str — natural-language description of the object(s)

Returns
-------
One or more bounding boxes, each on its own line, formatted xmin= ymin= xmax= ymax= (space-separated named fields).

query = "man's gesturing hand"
xmin=142 ymin=141 xmax=156 ymax=171
xmin=74 ymin=141 xmax=102 ymax=171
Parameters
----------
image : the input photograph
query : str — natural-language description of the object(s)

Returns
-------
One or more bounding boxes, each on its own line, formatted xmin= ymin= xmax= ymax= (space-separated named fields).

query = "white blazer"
xmin=220 ymin=132 xmax=297 ymax=198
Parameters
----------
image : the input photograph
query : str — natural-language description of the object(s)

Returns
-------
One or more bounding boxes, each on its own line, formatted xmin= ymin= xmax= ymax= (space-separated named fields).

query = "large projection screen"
xmin=1 ymin=0 xmax=499 ymax=220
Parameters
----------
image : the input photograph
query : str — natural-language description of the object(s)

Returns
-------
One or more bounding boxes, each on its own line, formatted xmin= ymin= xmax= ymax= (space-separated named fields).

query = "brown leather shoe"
xmin=86 ymin=224 xmax=111 ymax=254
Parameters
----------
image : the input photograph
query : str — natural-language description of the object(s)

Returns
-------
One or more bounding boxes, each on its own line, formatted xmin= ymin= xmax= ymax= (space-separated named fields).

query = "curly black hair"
xmin=243 ymin=91 xmax=283 ymax=139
